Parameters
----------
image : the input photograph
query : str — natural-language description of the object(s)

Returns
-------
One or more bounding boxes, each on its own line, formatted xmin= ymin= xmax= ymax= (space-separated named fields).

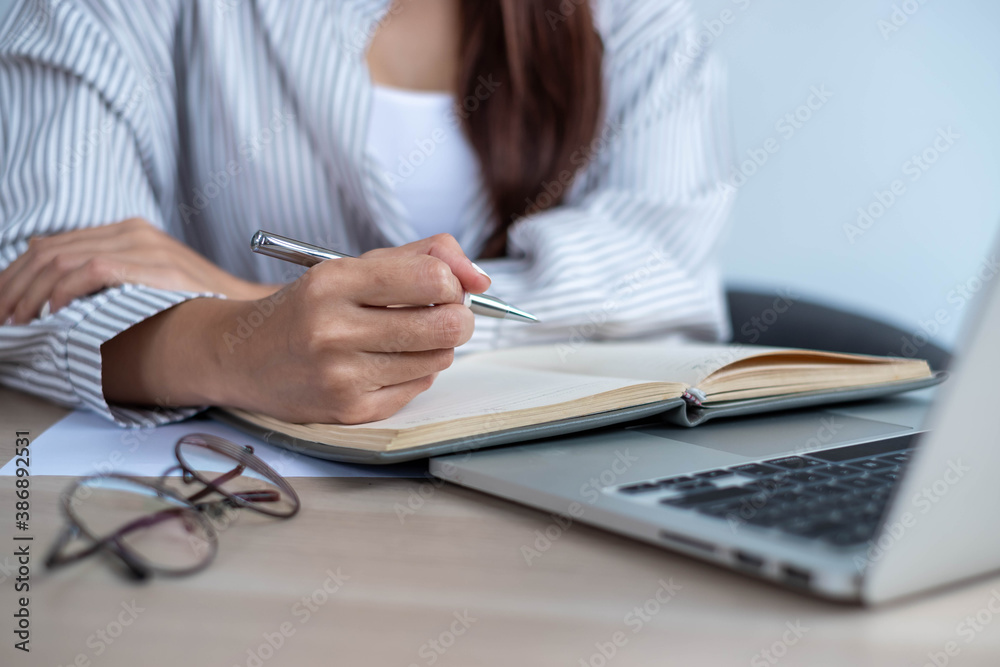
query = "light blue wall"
xmin=2 ymin=0 xmax=996 ymax=349
xmin=695 ymin=0 xmax=1000 ymax=350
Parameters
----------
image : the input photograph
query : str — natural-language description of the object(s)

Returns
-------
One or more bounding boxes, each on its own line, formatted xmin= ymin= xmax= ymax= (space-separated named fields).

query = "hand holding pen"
xmin=251 ymin=231 xmax=537 ymax=322
xmin=171 ymin=231 xmax=537 ymax=425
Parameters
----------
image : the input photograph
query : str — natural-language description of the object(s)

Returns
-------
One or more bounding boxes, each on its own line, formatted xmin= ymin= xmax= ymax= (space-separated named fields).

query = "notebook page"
xmin=466 ymin=340 xmax=778 ymax=387
xmin=335 ymin=360 xmax=658 ymax=431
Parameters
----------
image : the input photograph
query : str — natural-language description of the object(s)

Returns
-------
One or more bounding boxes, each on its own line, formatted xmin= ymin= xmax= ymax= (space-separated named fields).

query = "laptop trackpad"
xmin=631 ymin=411 xmax=911 ymax=458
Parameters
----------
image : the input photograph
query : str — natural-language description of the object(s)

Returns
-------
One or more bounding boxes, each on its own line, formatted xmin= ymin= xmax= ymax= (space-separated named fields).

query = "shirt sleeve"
xmin=0 ymin=0 xmax=218 ymax=427
xmin=462 ymin=2 xmax=735 ymax=355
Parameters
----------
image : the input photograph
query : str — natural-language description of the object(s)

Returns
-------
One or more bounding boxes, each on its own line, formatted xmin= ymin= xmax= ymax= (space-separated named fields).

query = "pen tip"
xmin=506 ymin=307 xmax=540 ymax=323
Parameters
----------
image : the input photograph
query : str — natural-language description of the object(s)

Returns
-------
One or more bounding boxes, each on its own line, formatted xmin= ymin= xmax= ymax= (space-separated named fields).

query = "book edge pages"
xmin=222 ymin=382 xmax=684 ymax=452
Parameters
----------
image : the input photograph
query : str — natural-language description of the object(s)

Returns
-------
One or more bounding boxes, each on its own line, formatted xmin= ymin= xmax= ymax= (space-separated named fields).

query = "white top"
xmin=366 ymin=84 xmax=480 ymax=240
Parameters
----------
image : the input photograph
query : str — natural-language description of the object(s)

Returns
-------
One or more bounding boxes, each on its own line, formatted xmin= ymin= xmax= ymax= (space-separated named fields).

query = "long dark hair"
xmin=458 ymin=1 xmax=604 ymax=258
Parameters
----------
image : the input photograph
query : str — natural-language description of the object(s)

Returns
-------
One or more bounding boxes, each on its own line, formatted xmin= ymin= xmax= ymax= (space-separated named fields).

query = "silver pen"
xmin=250 ymin=230 xmax=539 ymax=323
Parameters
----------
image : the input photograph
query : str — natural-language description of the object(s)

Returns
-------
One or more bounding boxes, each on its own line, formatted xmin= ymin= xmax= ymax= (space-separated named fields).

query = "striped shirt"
xmin=0 ymin=0 xmax=734 ymax=428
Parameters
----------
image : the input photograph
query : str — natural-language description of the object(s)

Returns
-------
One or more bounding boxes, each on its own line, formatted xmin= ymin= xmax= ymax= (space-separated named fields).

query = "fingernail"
xmin=470 ymin=262 xmax=490 ymax=279
xmin=2 ymin=317 xmax=12 ymax=326
xmin=462 ymin=291 xmax=472 ymax=308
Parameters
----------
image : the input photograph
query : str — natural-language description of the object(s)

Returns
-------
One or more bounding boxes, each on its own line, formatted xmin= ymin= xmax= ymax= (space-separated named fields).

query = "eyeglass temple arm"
xmin=180 ymin=466 xmax=281 ymax=506
xmin=180 ymin=464 xmax=245 ymax=503
xmin=46 ymin=521 xmax=155 ymax=580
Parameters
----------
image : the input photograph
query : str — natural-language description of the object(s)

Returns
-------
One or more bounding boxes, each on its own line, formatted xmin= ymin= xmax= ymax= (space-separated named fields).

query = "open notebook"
xmin=215 ymin=340 xmax=942 ymax=464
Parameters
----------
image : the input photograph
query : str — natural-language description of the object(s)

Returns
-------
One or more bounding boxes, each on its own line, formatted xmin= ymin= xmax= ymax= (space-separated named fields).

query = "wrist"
xmin=182 ymin=297 xmax=248 ymax=407
xmin=101 ymin=297 xmax=243 ymax=408
xmin=226 ymin=277 xmax=284 ymax=301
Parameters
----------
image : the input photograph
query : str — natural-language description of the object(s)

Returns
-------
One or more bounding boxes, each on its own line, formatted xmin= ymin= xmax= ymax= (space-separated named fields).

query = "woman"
xmin=0 ymin=0 xmax=733 ymax=427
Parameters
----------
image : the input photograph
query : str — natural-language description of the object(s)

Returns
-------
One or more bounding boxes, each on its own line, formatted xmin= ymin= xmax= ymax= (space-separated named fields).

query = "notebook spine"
xmin=681 ymin=387 xmax=707 ymax=407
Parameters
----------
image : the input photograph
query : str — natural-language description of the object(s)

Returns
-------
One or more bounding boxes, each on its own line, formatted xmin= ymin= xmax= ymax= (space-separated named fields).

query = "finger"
xmin=365 ymin=233 xmax=491 ymax=295
xmin=9 ymin=253 xmax=91 ymax=323
xmin=357 ymin=348 xmax=455 ymax=388
xmin=16 ymin=221 xmax=139 ymax=268
xmin=0 ymin=234 xmax=137 ymax=319
xmin=44 ymin=258 xmax=134 ymax=315
xmin=49 ymin=259 xmax=202 ymax=315
xmin=0 ymin=251 xmax=53 ymax=319
xmin=22 ymin=254 xmax=165 ymax=321
xmin=322 ymin=255 xmax=465 ymax=307
xmin=420 ymin=234 xmax=491 ymax=294
xmin=27 ymin=218 xmax=149 ymax=251
xmin=2 ymin=249 xmax=97 ymax=322
xmin=43 ymin=258 xmax=160 ymax=317
xmin=338 ymin=374 xmax=437 ymax=425
xmin=356 ymin=303 xmax=474 ymax=352
xmin=4 ymin=218 xmax=154 ymax=286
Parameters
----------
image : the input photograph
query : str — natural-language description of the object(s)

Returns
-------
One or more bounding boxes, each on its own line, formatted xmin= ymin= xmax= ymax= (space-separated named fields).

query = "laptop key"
xmin=825 ymin=524 xmax=876 ymax=546
xmin=618 ymin=482 xmax=659 ymax=494
xmin=836 ymin=477 xmax=882 ymax=490
xmin=764 ymin=456 xmax=825 ymax=470
xmin=857 ymin=521 xmax=882 ymax=537
xmin=731 ymin=463 xmax=785 ymax=477
xmin=660 ymin=486 xmax=755 ymax=508
xmin=777 ymin=516 xmax=816 ymax=534
xmin=847 ymin=458 xmax=896 ymax=472
xmin=695 ymin=502 xmax=738 ymax=518
xmin=700 ymin=499 xmax=752 ymax=518
xmin=784 ymin=471 xmax=831 ymax=484
xmin=763 ymin=490 xmax=809 ymax=504
xmin=655 ymin=475 xmax=694 ymax=487
xmin=673 ymin=480 xmax=715 ymax=492
xmin=772 ymin=500 xmax=824 ymax=519
xmin=814 ymin=465 xmax=863 ymax=478
xmin=842 ymin=503 xmax=884 ymax=521
xmin=829 ymin=489 xmax=867 ymax=505
xmin=874 ymin=470 xmax=902 ymax=483
xmin=825 ymin=531 xmax=856 ymax=546
xmin=743 ymin=509 xmax=788 ymax=528
xmin=813 ymin=507 xmax=849 ymax=523
xmin=870 ymin=497 xmax=894 ymax=513
xmin=799 ymin=483 xmax=846 ymax=499
xmin=745 ymin=477 xmax=796 ymax=493
xmin=694 ymin=469 xmax=734 ymax=479
xmin=867 ymin=485 xmax=893 ymax=497
xmin=796 ymin=520 xmax=850 ymax=539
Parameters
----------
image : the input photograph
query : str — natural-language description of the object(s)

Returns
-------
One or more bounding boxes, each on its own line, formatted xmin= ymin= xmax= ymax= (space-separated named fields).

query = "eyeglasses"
xmin=45 ymin=433 xmax=300 ymax=580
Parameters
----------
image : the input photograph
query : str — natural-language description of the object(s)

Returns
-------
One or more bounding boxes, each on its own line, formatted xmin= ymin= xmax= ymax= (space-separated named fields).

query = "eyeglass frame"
xmin=45 ymin=433 xmax=301 ymax=580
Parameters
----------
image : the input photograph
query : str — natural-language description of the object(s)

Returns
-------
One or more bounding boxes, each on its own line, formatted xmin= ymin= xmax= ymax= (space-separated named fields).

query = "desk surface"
xmin=2 ymin=385 xmax=999 ymax=667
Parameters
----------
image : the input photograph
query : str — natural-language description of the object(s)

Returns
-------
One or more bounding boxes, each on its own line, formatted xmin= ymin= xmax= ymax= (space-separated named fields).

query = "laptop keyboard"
xmin=614 ymin=434 xmax=918 ymax=548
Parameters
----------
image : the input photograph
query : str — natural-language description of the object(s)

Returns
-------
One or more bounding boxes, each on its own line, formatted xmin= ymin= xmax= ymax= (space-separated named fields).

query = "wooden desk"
xmin=2 ymin=385 xmax=999 ymax=667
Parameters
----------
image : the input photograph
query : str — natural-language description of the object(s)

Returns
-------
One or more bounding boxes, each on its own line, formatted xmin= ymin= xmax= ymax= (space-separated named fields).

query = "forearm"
xmin=101 ymin=297 xmax=239 ymax=408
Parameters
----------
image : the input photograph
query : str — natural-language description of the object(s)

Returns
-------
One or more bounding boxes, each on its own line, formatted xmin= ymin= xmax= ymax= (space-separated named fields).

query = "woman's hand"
xmin=102 ymin=233 xmax=492 ymax=425
xmin=0 ymin=218 xmax=277 ymax=324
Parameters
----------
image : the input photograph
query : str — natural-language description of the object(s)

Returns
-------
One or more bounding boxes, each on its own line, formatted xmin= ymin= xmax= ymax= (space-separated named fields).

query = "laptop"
xmin=430 ymin=253 xmax=1000 ymax=604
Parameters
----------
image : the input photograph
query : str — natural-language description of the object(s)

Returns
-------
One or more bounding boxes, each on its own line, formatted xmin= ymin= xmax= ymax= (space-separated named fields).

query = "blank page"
xmin=333 ymin=361 xmax=656 ymax=431
xmin=466 ymin=340 xmax=771 ymax=387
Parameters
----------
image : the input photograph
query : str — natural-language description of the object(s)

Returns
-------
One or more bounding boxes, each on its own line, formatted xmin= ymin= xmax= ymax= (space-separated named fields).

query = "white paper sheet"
xmin=0 ymin=411 xmax=425 ymax=478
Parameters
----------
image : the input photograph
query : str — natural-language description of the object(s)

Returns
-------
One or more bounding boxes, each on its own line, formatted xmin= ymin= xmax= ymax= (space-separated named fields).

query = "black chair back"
xmin=726 ymin=289 xmax=952 ymax=371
